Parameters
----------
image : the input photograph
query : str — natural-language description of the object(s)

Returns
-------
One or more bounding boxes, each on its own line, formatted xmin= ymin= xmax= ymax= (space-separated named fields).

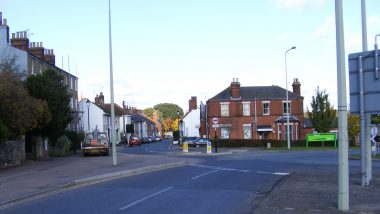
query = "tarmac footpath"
xmin=0 ymin=149 xmax=198 ymax=209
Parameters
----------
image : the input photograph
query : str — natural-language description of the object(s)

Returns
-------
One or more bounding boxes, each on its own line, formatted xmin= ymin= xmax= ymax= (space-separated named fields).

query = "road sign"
xmin=212 ymin=124 xmax=219 ymax=128
xmin=349 ymin=50 xmax=380 ymax=114
xmin=212 ymin=117 xmax=218 ymax=124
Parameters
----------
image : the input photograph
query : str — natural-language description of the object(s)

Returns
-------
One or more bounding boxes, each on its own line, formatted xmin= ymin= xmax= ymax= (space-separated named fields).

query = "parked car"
xmin=141 ymin=137 xmax=150 ymax=144
xmin=183 ymin=137 xmax=197 ymax=146
xmin=193 ymin=138 xmax=211 ymax=147
xmin=129 ymin=136 xmax=141 ymax=147
xmin=81 ymin=131 xmax=110 ymax=156
xmin=155 ymin=136 xmax=162 ymax=142
xmin=147 ymin=136 xmax=155 ymax=143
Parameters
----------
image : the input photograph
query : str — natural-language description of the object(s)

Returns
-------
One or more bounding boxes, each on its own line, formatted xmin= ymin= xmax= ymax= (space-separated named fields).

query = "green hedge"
xmin=209 ymin=139 xmax=341 ymax=148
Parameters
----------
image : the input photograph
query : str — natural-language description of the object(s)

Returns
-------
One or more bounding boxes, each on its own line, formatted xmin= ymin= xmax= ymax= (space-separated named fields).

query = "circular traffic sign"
xmin=212 ymin=117 xmax=218 ymax=124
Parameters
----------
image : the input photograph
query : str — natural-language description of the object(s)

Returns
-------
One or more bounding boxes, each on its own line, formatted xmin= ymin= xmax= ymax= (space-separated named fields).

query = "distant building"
xmin=181 ymin=96 xmax=201 ymax=138
xmin=207 ymin=78 xmax=310 ymax=141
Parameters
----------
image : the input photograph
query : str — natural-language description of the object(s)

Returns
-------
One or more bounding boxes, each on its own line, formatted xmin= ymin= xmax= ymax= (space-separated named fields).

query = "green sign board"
xmin=306 ymin=133 xmax=337 ymax=148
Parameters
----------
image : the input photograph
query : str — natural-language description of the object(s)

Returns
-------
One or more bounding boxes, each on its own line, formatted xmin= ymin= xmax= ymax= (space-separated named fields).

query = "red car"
xmin=129 ymin=136 xmax=141 ymax=147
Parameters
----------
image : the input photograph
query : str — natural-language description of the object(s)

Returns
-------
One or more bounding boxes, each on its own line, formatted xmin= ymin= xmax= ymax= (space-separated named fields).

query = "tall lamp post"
xmin=285 ymin=46 xmax=296 ymax=150
xmin=108 ymin=0 xmax=117 ymax=166
xmin=177 ymin=111 xmax=180 ymax=144
xmin=86 ymin=100 xmax=91 ymax=133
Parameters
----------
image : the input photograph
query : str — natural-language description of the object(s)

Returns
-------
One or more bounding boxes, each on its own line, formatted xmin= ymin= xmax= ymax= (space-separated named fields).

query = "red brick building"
xmin=206 ymin=78 xmax=309 ymax=141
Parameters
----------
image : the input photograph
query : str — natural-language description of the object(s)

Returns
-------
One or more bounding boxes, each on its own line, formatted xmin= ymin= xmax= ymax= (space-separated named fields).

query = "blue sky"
xmin=1 ymin=0 xmax=379 ymax=112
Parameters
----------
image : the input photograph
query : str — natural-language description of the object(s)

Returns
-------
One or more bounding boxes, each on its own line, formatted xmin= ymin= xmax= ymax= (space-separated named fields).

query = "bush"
xmin=63 ymin=130 xmax=85 ymax=152
xmin=210 ymin=139 xmax=307 ymax=148
xmin=52 ymin=135 xmax=71 ymax=156
xmin=0 ymin=120 xmax=8 ymax=144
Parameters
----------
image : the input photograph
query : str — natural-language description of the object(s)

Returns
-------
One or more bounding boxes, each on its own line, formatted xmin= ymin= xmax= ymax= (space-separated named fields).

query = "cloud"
xmin=275 ymin=0 xmax=326 ymax=11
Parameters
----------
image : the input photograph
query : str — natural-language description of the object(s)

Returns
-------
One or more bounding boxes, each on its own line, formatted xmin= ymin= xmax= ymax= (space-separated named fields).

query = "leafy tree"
xmin=143 ymin=108 xmax=155 ymax=119
xmin=163 ymin=117 xmax=173 ymax=132
xmin=172 ymin=118 xmax=180 ymax=131
xmin=348 ymin=113 xmax=360 ymax=145
xmin=0 ymin=71 xmax=51 ymax=139
xmin=154 ymin=103 xmax=183 ymax=120
xmin=24 ymin=69 xmax=72 ymax=141
xmin=372 ymin=114 xmax=380 ymax=124
xmin=307 ymin=87 xmax=336 ymax=133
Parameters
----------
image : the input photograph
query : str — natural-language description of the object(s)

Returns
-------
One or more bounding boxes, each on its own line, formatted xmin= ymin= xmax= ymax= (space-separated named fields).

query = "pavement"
xmin=1 ymin=146 xmax=379 ymax=214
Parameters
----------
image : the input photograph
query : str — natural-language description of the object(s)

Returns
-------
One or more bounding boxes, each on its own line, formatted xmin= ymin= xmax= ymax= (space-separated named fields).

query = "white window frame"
xmin=242 ymin=102 xmax=251 ymax=116
xmin=220 ymin=102 xmax=230 ymax=117
xmin=262 ymin=101 xmax=270 ymax=116
xmin=221 ymin=127 xmax=230 ymax=139
xmin=282 ymin=101 xmax=291 ymax=115
xmin=243 ymin=124 xmax=251 ymax=139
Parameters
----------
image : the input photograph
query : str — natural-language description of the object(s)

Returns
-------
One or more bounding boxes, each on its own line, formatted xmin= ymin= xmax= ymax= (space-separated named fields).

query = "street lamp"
xmin=86 ymin=99 xmax=91 ymax=133
xmin=285 ymin=46 xmax=296 ymax=150
xmin=176 ymin=111 xmax=180 ymax=143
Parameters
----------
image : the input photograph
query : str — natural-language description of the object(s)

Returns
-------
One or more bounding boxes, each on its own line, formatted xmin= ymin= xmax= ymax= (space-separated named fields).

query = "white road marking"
xmin=120 ymin=186 xmax=174 ymax=210
xmin=190 ymin=164 xmax=250 ymax=173
xmin=256 ymin=171 xmax=290 ymax=176
xmin=192 ymin=170 xmax=220 ymax=180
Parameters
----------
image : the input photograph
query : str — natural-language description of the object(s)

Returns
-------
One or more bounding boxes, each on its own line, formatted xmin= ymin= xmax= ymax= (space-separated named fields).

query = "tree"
xmin=348 ymin=113 xmax=360 ymax=145
xmin=0 ymin=71 xmax=51 ymax=140
xmin=372 ymin=114 xmax=380 ymax=124
xmin=24 ymin=69 xmax=72 ymax=141
xmin=154 ymin=103 xmax=183 ymax=120
xmin=143 ymin=107 xmax=155 ymax=119
xmin=307 ymin=87 xmax=336 ymax=133
xmin=163 ymin=118 xmax=173 ymax=132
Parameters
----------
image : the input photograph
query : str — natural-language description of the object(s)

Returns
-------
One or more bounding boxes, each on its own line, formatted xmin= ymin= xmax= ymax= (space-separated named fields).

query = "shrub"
xmin=63 ymin=130 xmax=85 ymax=151
xmin=56 ymin=135 xmax=71 ymax=153
xmin=210 ymin=139 xmax=307 ymax=148
xmin=0 ymin=120 xmax=8 ymax=144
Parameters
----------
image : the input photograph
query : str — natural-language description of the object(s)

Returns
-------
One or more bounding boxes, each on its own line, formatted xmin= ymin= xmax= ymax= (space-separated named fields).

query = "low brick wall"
xmin=0 ymin=140 xmax=25 ymax=168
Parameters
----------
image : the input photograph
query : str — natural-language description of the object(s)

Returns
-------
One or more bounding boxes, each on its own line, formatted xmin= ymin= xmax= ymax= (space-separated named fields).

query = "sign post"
xmin=371 ymin=126 xmax=378 ymax=157
xmin=213 ymin=117 xmax=219 ymax=153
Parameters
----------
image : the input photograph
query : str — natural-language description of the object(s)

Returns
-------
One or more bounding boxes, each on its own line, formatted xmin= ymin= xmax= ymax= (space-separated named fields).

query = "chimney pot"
xmin=3 ymin=19 xmax=6 ymax=26
xmin=16 ymin=32 xmax=20 ymax=38
xmin=12 ymin=33 xmax=15 ymax=38
xmin=0 ymin=12 xmax=2 ymax=25
xmin=23 ymin=31 xmax=27 ymax=38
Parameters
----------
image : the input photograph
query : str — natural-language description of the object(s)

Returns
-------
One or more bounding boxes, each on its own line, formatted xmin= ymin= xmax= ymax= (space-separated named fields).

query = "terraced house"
xmin=0 ymin=12 xmax=79 ymax=131
xmin=206 ymin=78 xmax=309 ymax=141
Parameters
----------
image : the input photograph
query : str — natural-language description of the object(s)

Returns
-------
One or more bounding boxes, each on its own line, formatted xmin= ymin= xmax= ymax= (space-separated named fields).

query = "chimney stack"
xmin=292 ymin=78 xmax=301 ymax=96
xmin=188 ymin=96 xmax=197 ymax=111
xmin=230 ymin=78 xmax=241 ymax=99
xmin=98 ymin=92 xmax=105 ymax=105
xmin=0 ymin=12 xmax=10 ymax=45
xmin=10 ymin=31 xmax=30 ymax=51
xmin=28 ymin=41 xmax=45 ymax=60
xmin=44 ymin=49 xmax=55 ymax=65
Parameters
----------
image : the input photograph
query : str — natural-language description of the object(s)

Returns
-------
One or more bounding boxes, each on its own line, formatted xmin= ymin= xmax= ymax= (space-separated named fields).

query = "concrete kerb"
xmin=0 ymin=161 xmax=189 ymax=210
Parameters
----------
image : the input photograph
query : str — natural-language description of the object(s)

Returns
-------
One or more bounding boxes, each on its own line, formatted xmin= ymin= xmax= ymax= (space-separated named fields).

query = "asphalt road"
xmin=2 ymin=140 xmax=377 ymax=214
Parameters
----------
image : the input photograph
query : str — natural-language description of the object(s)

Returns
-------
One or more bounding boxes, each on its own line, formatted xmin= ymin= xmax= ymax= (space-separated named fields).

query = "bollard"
xmin=207 ymin=141 xmax=212 ymax=154
xmin=183 ymin=142 xmax=188 ymax=153
xmin=267 ymin=142 xmax=271 ymax=149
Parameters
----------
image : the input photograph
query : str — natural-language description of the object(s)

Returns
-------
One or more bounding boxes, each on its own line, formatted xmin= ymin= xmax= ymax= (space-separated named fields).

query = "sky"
xmin=1 ymin=0 xmax=379 ymax=112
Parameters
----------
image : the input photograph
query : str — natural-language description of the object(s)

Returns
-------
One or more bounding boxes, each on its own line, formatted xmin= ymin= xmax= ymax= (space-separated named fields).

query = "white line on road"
xmin=192 ymin=170 xmax=220 ymax=180
xmin=256 ymin=171 xmax=290 ymax=176
xmin=119 ymin=186 xmax=174 ymax=210
xmin=190 ymin=164 xmax=250 ymax=173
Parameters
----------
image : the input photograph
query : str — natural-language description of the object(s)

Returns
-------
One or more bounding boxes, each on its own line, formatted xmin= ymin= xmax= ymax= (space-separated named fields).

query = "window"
xmin=242 ymin=102 xmax=250 ymax=116
xmin=243 ymin=124 xmax=251 ymax=139
xmin=262 ymin=101 xmax=270 ymax=115
xmin=220 ymin=102 xmax=229 ymax=117
xmin=285 ymin=124 xmax=293 ymax=140
xmin=283 ymin=101 xmax=291 ymax=114
xmin=221 ymin=127 xmax=230 ymax=139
